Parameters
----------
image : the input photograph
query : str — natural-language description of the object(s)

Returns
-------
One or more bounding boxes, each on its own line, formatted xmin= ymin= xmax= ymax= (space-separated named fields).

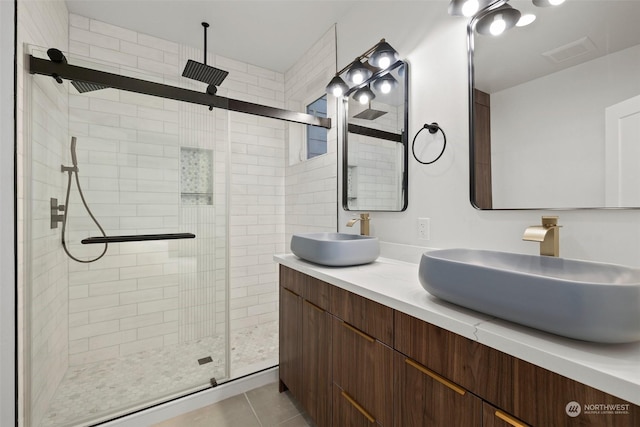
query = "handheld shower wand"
xmin=60 ymin=136 xmax=108 ymax=263
xmin=70 ymin=136 xmax=78 ymax=167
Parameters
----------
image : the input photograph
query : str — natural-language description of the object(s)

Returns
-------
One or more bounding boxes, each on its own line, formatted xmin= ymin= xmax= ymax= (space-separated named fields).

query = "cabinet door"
xmin=514 ymin=359 xmax=640 ymax=427
xmin=394 ymin=352 xmax=482 ymax=427
xmin=333 ymin=316 xmax=393 ymax=426
xmin=302 ymin=300 xmax=332 ymax=427
xmin=333 ymin=383 xmax=380 ymax=427
xmin=279 ymin=285 xmax=302 ymax=396
xmin=483 ymin=402 xmax=529 ymax=427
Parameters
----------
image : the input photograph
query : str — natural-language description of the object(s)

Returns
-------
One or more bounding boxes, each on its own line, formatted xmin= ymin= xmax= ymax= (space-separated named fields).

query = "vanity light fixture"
xmin=325 ymin=38 xmax=401 ymax=103
xmin=448 ymin=0 xmax=494 ymax=17
xmin=326 ymin=75 xmax=349 ymax=97
xmin=354 ymin=85 xmax=375 ymax=104
xmin=516 ymin=13 xmax=536 ymax=27
xmin=451 ymin=0 xmax=563 ymax=36
xmin=372 ymin=73 xmax=398 ymax=94
xmin=368 ymin=39 xmax=399 ymax=69
xmin=532 ymin=0 xmax=565 ymax=6
xmin=345 ymin=59 xmax=373 ymax=85
xmin=475 ymin=4 xmax=521 ymax=36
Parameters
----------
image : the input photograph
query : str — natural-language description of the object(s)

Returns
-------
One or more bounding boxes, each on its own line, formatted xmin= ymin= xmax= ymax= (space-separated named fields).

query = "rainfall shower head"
xmin=182 ymin=22 xmax=229 ymax=88
xmin=46 ymin=48 xmax=107 ymax=93
xmin=70 ymin=81 xmax=109 ymax=94
xmin=353 ymin=104 xmax=387 ymax=121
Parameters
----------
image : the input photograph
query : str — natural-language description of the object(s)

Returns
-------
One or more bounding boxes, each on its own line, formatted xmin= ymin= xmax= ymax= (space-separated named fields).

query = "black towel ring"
xmin=412 ymin=122 xmax=447 ymax=165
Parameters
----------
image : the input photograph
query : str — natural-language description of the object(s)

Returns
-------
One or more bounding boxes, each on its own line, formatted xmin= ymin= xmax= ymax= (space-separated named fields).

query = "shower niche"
xmin=181 ymin=147 xmax=214 ymax=205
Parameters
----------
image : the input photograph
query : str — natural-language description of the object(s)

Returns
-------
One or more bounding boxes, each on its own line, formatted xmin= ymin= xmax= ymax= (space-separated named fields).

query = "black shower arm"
xmin=28 ymin=54 xmax=331 ymax=129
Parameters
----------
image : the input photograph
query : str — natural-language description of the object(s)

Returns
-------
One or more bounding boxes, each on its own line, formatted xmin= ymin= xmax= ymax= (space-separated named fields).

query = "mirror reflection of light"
xmin=351 ymin=73 xmax=364 ymax=85
xmin=490 ymin=13 xmax=506 ymax=35
xmin=462 ymin=0 xmax=479 ymax=17
xmin=332 ymin=87 xmax=343 ymax=97
xmin=516 ymin=13 xmax=536 ymax=27
xmin=380 ymin=81 xmax=392 ymax=94
xmin=550 ymin=0 xmax=565 ymax=5
xmin=358 ymin=93 xmax=370 ymax=104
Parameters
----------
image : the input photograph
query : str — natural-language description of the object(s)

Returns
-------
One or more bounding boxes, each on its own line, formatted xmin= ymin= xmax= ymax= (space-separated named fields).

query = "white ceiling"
xmin=64 ymin=0 xmax=447 ymax=73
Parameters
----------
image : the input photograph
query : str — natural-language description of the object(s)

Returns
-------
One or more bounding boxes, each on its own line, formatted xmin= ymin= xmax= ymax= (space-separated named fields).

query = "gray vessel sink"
xmin=290 ymin=232 xmax=379 ymax=267
xmin=419 ymin=248 xmax=640 ymax=344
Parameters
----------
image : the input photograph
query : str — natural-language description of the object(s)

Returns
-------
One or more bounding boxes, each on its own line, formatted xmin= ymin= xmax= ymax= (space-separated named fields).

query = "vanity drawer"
xmin=280 ymin=265 xmax=305 ymax=296
xmin=394 ymin=311 xmax=513 ymax=412
xmin=332 ymin=315 xmax=393 ymax=426
xmin=331 ymin=286 xmax=394 ymax=346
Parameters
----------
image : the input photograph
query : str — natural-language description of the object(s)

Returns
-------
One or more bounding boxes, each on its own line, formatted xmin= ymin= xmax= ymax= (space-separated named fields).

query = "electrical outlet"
xmin=418 ymin=218 xmax=430 ymax=240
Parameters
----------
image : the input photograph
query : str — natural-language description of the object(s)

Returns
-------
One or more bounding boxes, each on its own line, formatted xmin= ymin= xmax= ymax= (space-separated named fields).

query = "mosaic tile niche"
xmin=181 ymin=147 xmax=214 ymax=205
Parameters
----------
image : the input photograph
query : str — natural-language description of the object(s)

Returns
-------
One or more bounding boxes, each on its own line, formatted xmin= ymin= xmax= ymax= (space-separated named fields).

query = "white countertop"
xmin=274 ymin=254 xmax=640 ymax=406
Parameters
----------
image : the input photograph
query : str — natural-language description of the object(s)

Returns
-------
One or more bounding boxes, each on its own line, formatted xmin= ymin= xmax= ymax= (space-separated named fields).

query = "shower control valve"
xmin=50 ymin=198 xmax=65 ymax=229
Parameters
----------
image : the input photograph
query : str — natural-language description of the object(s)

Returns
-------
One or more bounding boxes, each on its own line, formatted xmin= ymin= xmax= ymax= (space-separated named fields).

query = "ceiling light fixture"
xmin=326 ymin=39 xmax=400 ymax=101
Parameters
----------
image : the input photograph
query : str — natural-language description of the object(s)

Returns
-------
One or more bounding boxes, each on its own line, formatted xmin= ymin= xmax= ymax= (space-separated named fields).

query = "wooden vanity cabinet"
xmin=279 ymin=266 xmax=332 ymax=427
xmin=279 ymin=266 xmax=639 ymax=427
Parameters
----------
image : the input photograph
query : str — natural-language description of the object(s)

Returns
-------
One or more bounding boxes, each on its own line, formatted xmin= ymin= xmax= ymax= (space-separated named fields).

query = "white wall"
xmin=0 ymin=1 xmax=16 ymax=426
xmin=338 ymin=16 xmax=640 ymax=268
xmin=491 ymin=44 xmax=640 ymax=208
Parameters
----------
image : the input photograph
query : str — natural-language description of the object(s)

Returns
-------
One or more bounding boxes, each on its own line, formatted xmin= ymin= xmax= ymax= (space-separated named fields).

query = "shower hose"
xmin=61 ymin=136 xmax=108 ymax=263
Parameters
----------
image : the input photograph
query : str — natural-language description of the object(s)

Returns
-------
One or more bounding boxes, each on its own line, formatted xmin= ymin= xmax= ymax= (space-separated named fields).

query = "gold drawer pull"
xmin=282 ymin=287 xmax=299 ymax=297
xmin=495 ymin=410 xmax=528 ymax=427
xmin=304 ymin=299 xmax=324 ymax=312
xmin=405 ymin=358 xmax=466 ymax=396
xmin=341 ymin=390 xmax=375 ymax=423
xmin=342 ymin=322 xmax=375 ymax=343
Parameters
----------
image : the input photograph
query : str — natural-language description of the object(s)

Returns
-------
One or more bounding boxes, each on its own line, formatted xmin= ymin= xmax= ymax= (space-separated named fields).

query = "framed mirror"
xmin=469 ymin=0 xmax=640 ymax=209
xmin=343 ymin=60 xmax=408 ymax=211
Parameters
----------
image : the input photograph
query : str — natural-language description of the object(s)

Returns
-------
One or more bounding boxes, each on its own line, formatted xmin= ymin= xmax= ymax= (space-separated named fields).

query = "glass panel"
xmin=26 ymin=47 xmax=228 ymax=427
xmin=306 ymin=95 xmax=328 ymax=159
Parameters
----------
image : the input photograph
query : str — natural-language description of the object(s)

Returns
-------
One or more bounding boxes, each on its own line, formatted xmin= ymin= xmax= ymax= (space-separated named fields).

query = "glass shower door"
xmin=25 ymin=47 xmax=229 ymax=427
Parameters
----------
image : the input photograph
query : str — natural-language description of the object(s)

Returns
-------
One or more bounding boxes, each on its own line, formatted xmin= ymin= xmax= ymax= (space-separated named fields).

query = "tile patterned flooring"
xmin=41 ymin=321 xmax=279 ymax=427
xmin=153 ymin=382 xmax=312 ymax=427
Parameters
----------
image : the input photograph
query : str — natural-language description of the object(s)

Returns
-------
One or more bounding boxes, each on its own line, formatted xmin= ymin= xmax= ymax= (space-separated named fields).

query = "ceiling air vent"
xmin=542 ymin=36 xmax=596 ymax=63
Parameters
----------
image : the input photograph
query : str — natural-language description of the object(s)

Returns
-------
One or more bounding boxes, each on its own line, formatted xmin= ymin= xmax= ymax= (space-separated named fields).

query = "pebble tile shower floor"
xmin=41 ymin=321 xmax=278 ymax=427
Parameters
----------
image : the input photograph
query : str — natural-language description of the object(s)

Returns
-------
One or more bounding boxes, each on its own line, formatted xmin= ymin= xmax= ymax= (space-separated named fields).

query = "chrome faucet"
xmin=347 ymin=213 xmax=371 ymax=236
xmin=523 ymin=216 xmax=561 ymax=257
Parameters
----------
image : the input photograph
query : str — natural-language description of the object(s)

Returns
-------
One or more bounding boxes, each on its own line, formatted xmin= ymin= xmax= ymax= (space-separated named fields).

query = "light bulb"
xmin=377 ymin=56 xmax=391 ymax=69
xmin=490 ymin=13 xmax=506 ymax=36
xmin=550 ymin=0 xmax=565 ymax=5
xmin=351 ymin=72 xmax=364 ymax=85
xmin=380 ymin=81 xmax=392 ymax=94
xmin=358 ymin=93 xmax=369 ymax=104
xmin=462 ymin=0 xmax=479 ymax=17
xmin=332 ymin=87 xmax=343 ymax=97
xmin=516 ymin=13 xmax=536 ymax=27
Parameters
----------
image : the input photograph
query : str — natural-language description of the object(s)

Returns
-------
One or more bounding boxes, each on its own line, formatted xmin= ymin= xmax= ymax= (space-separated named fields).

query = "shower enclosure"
xmin=23 ymin=44 xmax=294 ymax=426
